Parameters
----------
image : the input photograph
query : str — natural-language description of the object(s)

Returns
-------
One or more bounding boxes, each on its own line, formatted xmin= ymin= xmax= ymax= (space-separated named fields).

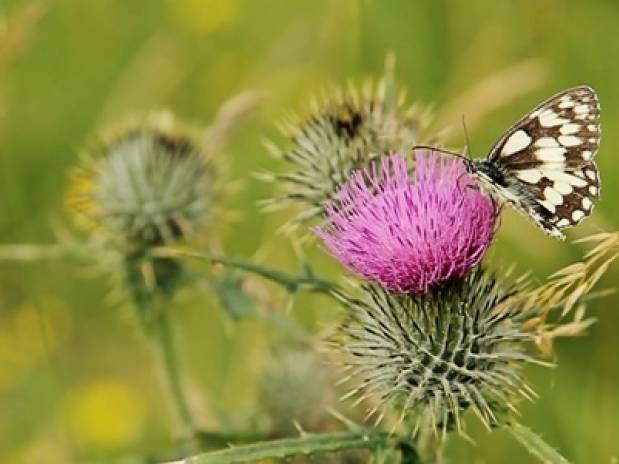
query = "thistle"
xmin=335 ymin=267 xmax=543 ymax=438
xmin=66 ymin=113 xmax=215 ymax=316
xmin=67 ymin=113 xmax=213 ymax=250
xmin=263 ymin=71 xmax=429 ymax=232
xmin=258 ymin=345 xmax=337 ymax=437
xmin=316 ymin=151 xmax=498 ymax=294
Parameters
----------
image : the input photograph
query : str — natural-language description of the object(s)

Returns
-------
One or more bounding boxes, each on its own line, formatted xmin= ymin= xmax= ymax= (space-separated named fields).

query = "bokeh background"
xmin=1 ymin=0 xmax=618 ymax=462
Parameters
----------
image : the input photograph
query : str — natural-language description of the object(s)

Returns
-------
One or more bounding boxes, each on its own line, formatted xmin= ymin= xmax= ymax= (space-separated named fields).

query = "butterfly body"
xmin=464 ymin=85 xmax=601 ymax=240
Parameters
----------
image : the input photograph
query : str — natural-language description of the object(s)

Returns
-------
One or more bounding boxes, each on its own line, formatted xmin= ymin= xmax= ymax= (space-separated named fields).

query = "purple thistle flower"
xmin=316 ymin=150 xmax=498 ymax=294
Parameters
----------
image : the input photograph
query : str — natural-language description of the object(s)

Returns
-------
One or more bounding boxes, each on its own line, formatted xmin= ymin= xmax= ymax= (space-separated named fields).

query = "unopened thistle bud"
xmin=68 ymin=113 xmax=212 ymax=249
xmin=335 ymin=267 xmax=542 ymax=437
xmin=258 ymin=345 xmax=337 ymax=437
xmin=264 ymin=76 xmax=429 ymax=232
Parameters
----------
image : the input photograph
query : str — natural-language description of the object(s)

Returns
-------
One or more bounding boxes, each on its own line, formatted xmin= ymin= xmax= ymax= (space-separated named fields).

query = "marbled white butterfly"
xmin=419 ymin=86 xmax=601 ymax=240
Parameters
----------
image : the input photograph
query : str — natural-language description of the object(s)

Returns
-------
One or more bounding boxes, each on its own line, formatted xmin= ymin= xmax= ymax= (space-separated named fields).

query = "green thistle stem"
xmin=162 ymin=430 xmax=416 ymax=464
xmin=151 ymin=305 xmax=197 ymax=445
xmin=0 ymin=243 xmax=75 ymax=261
xmin=152 ymin=247 xmax=343 ymax=297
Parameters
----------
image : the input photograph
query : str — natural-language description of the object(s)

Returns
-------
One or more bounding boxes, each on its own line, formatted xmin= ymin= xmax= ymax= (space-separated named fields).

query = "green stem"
xmin=151 ymin=306 xmax=197 ymax=446
xmin=0 ymin=243 xmax=66 ymax=261
xmin=153 ymin=248 xmax=343 ymax=297
xmin=0 ymin=242 xmax=98 ymax=264
xmin=506 ymin=422 xmax=571 ymax=464
xmin=162 ymin=430 xmax=402 ymax=464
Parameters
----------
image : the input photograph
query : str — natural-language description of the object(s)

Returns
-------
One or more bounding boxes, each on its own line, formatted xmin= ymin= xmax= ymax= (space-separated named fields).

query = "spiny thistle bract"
xmin=335 ymin=267 xmax=542 ymax=437
xmin=68 ymin=113 xmax=213 ymax=250
xmin=263 ymin=76 xmax=430 ymax=233
xmin=316 ymin=152 xmax=498 ymax=294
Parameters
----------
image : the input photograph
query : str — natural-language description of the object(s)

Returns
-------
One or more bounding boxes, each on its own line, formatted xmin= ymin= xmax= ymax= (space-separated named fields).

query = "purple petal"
xmin=315 ymin=151 xmax=498 ymax=294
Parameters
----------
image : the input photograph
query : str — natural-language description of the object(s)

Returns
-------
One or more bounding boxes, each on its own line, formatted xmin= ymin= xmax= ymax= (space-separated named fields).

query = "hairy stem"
xmin=0 ymin=243 xmax=66 ymax=261
xmin=151 ymin=304 xmax=197 ymax=447
xmin=162 ymin=430 xmax=413 ymax=464
xmin=153 ymin=247 xmax=343 ymax=297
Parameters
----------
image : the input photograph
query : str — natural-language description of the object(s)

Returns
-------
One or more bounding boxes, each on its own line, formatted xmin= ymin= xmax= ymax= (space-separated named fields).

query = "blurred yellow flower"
xmin=169 ymin=0 xmax=239 ymax=34
xmin=0 ymin=300 xmax=72 ymax=392
xmin=68 ymin=379 xmax=145 ymax=449
xmin=7 ymin=436 xmax=68 ymax=464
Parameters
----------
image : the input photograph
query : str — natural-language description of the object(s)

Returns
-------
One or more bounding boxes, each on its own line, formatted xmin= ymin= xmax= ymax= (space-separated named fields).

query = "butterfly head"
xmin=462 ymin=157 xmax=475 ymax=174
xmin=467 ymin=160 xmax=507 ymax=186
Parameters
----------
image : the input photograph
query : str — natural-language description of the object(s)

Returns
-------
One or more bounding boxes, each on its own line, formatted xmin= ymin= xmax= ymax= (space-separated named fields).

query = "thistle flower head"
xmin=316 ymin=151 xmax=498 ymax=294
xmin=335 ymin=268 xmax=540 ymax=436
xmin=68 ymin=113 xmax=212 ymax=249
xmin=264 ymin=76 xmax=429 ymax=232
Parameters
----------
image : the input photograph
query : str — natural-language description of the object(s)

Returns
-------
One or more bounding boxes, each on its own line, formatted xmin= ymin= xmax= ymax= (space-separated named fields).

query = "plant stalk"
xmin=150 ymin=301 xmax=197 ymax=448
xmin=153 ymin=247 xmax=343 ymax=297
xmin=161 ymin=430 xmax=408 ymax=464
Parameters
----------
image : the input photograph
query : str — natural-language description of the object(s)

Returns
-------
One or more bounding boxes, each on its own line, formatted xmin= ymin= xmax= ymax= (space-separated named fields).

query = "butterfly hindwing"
xmin=524 ymin=162 xmax=600 ymax=237
xmin=479 ymin=86 xmax=601 ymax=239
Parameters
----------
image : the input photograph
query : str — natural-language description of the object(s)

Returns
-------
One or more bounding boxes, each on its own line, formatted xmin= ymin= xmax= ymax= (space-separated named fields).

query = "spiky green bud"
xmin=264 ymin=77 xmax=430 ymax=233
xmin=68 ymin=113 xmax=212 ymax=249
xmin=335 ymin=268 xmax=543 ymax=437
xmin=258 ymin=345 xmax=337 ymax=437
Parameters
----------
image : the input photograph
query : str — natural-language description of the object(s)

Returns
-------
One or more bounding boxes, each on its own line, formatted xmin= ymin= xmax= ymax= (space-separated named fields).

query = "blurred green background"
xmin=1 ymin=0 xmax=618 ymax=462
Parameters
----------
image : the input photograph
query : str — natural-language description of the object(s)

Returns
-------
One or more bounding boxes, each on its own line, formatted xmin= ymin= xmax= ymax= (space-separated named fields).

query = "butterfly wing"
xmin=485 ymin=85 xmax=601 ymax=239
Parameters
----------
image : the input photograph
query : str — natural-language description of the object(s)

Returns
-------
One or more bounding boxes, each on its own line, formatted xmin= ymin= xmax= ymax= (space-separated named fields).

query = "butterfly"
xmin=419 ymin=86 xmax=601 ymax=240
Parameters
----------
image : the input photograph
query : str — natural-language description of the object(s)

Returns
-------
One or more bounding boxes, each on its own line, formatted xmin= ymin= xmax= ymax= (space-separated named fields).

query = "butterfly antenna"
xmin=461 ymin=114 xmax=472 ymax=160
xmin=411 ymin=144 xmax=470 ymax=162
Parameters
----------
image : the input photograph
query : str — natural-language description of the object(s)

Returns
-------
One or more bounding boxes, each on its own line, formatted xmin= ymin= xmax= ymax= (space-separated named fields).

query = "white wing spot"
xmin=558 ymin=135 xmax=582 ymax=147
xmin=589 ymin=185 xmax=598 ymax=195
xmin=587 ymin=124 xmax=598 ymax=131
xmin=535 ymin=137 xmax=560 ymax=148
xmin=588 ymin=138 xmax=597 ymax=144
xmin=553 ymin=181 xmax=573 ymax=194
xmin=556 ymin=218 xmax=570 ymax=227
xmin=582 ymin=150 xmax=592 ymax=160
xmin=501 ymin=130 xmax=532 ymax=156
xmin=585 ymin=169 xmax=596 ymax=180
xmin=545 ymin=171 xmax=588 ymax=187
xmin=539 ymin=109 xmax=569 ymax=127
xmin=536 ymin=146 xmax=567 ymax=162
xmin=516 ymin=169 xmax=543 ymax=184
xmin=529 ymin=108 xmax=542 ymax=119
xmin=538 ymin=199 xmax=556 ymax=213
xmin=560 ymin=123 xmax=581 ymax=135
xmin=544 ymin=187 xmax=564 ymax=206
xmin=582 ymin=197 xmax=593 ymax=210
xmin=559 ymin=99 xmax=575 ymax=109
xmin=574 ymin=104 xmax=589 ymax=114
xmin=572 ymin=210 xmax=586 ymax=222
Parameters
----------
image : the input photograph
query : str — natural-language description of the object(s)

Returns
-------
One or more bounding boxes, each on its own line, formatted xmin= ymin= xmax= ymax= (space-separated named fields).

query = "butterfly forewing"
xmin=489 ymin=86 xmax=600 ymax=168
xmin=483 ymin=86 xmax=601 ymax=239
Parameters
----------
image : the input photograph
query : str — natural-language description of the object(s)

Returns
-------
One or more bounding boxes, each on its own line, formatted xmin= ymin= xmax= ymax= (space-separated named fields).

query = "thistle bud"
xmin=68 ymin=113 xmax=212 ymax=250
xmin=335 ymin=267 xmax=541 ymax=437
xmin=264 ymin=76 xmax=429 ymax=232
xmin=258 ymin=345 xmax=337 ymax=437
